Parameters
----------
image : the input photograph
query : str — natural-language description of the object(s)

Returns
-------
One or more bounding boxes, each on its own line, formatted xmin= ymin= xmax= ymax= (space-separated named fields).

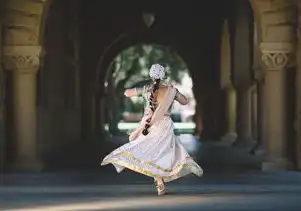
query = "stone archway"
xmin=94 ymin=32 xmax=195 ymax=135
xmin=0 ymin=0 xmax=298 ymax=171
xmin=96 ymin=34 xmax=179 ymax=91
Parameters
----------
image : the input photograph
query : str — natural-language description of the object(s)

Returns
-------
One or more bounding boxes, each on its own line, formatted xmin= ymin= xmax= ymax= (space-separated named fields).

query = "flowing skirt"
xmin=101 ymin=116 xmax=203 ymax=182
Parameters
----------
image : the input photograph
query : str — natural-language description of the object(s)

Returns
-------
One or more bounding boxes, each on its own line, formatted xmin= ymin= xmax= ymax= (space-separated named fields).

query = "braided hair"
xmin=142 ymin=79 xmax=161 ymax=136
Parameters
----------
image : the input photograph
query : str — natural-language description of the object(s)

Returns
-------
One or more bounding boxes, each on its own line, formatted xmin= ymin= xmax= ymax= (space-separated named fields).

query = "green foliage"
xmin=127 ymin=99 xmax=145 ymax=113
xmin=114 ymin=43 xmax=188 ymax=88
xmin=111 ymin=43 xmax=188 ymax=115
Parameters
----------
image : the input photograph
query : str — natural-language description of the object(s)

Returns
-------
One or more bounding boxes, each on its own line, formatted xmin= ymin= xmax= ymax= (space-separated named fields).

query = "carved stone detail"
xmin=252 ymin=0 xmax=296 ymax=44
xmin=261 ymin=53 xmax=289 ymax=70
xmin=2 ymin=46 xmax=42 ymax=73
xmin=260 ymin=42 xmax=293 ymax=70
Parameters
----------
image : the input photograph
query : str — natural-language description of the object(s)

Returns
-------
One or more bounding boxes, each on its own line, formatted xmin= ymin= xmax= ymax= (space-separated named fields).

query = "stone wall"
xmin=37 ymin=0 xmax=81 ymax=157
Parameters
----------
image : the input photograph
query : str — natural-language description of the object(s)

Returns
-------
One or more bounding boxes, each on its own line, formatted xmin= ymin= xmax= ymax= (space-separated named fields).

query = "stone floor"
xmin=1 ymin=172 xmax=301 ymax=211
xmin=1 ymin=136 xmax=301 ymax=210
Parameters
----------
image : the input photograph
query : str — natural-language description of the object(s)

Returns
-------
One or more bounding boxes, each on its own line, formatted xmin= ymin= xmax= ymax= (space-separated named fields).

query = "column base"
xmin=221 ymin=132 xmax=237 ymax=142
xmin=262 ymin=157 xmax=293 ymax=171
xmin=9 ymin=159 xmax=43 ymax=172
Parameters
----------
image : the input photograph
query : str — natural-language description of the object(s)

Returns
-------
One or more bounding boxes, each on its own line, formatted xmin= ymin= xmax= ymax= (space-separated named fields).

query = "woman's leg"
xmin=154 ymin=177 xmax=166 ymax=196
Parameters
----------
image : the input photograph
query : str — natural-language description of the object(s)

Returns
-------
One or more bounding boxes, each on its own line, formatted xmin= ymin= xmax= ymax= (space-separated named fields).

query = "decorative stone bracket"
xmin=2 ymin=46 xmax=42 ymax=73
xmin=260 ymin=42 xmax=294 ymax=71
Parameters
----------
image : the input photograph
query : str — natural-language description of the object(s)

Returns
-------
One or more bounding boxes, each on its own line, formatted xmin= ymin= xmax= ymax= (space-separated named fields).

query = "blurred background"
xmin=105 ymin=43 xmax=196 ymax=135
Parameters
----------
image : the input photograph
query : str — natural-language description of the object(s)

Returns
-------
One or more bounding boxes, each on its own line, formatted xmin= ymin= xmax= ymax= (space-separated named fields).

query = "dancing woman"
xmin=101 ymin=64 xmax=203 ymax=195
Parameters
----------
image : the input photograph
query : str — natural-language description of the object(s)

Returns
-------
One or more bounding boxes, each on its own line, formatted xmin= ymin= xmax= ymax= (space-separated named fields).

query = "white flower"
xmin=149 ymin=64 xmax=165 ymax=80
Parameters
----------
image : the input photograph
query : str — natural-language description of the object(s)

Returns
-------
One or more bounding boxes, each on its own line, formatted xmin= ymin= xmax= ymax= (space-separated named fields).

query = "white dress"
xmin=101 ymin=86 xmax=203 ymax=182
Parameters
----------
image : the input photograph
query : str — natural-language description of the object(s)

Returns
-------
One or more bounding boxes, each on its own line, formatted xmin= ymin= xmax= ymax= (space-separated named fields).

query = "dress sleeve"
xmin=135 ymin=85 xmax=147 ymax=96
xmin=175 ymin=88 xmax=188 ymax=102
xmin=135 ymin=86 xmax=145 ymax=96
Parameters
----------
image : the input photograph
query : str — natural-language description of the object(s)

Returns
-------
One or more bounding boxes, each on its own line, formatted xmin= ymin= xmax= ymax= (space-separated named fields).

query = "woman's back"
xmin=156 ymin=85 xmax=169 ymax=105
xmin=155 ymin=85 xmax=188 ymax=106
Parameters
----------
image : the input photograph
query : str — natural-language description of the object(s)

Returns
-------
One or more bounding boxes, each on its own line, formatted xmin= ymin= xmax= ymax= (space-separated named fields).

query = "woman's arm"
xmin=123 ymin=87 xmax=142 ymax=97
xmin=124 ymin=88 xmax=137 ymax=97
xmin=124 ymin=86 xmax=145 ymax=98
xmin=175 ymin=89 xmax=189 ymax=105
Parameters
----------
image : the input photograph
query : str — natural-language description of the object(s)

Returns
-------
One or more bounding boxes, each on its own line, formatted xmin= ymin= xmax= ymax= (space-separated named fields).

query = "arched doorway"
xmin=101 ymin=43 xmax=196 ymax=137
xmin=1 ymin=0 xmax=299 ymax=171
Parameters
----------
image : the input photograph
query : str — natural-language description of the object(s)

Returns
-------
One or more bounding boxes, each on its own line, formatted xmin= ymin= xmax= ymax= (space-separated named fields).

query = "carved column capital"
xmin=2 ymin=46 xmax=42 ymax=74
xmin=260 ymin=42 xmax=294 ymax=71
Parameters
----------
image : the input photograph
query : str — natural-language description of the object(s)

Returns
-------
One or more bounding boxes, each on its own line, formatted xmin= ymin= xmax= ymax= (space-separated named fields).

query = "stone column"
xmin=260 ymin=42 xmax=293 ymax=171
xmin=250 ymin=85 xmax=258 ymax=139
xmin=221 ymin=86 xmax=237 ymax=142
xmin=3 ymin=46 xmax=43 ymax=171
xmin=257 ymin=77 xmax=266 ymax=143
xmin=220 ymin=20 xmax=237 ymax=142
xmin=249 ymin=67 xmax=266 ymax=155
xmin=230 ymin=0 xmax=253 ymax=146
xmin=233 ymin=86 xmax=253 ymax=146
xmin=295 ymin=4 xmax=301 ymax=170
xmin=0 ymin=16 xmax=4 ymax=171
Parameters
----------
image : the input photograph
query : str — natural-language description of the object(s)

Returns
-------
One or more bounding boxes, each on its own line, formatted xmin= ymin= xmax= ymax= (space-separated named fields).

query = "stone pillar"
xmin=3 ymin=46 xmax=43 ymax=171
xmin=221 ymin=86 xmax=237 ymax=142
xmin=260 ymin=42 xmax=293 ymax=171
xmin=249 ymin=18 xmax=265 ymax=155
xmin=220 ymin=19 xmax=237 ymax=142
xmin=250 ymin=67 xmax=266 ymax=155
xmin=295 ymin=4 xmax=301 ymax=170
xmin=0 ymin=15 xmax=4 ymax=171
xmin=250 ymin=85 xmax=258 ymax=139
xmin=230 ymin=0 xmax=254 ymax=146
xmin=257 ymin=78 xmax=266 ymax=144
xmin=233 ymin=86 xmax=253 ymax=145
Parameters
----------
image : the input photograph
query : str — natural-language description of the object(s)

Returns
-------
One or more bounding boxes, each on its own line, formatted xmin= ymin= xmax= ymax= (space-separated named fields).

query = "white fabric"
xmin=101 ymin=87 xmax=203 ymax=182
xmin=149 ymin=64 xmax=165 ymax=80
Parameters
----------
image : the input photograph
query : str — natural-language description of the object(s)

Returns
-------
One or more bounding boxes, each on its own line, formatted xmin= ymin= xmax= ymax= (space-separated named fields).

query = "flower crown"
xmin=149 ymin=64 xmax=165 ymax=80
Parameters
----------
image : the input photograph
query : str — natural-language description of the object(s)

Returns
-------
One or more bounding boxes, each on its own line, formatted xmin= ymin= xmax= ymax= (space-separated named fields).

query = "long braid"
xmin=142 ymin=79 xmax=161 ymax=136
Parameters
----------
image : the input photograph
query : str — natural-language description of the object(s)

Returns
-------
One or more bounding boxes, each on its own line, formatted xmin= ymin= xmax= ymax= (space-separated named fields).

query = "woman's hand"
xmin=124 ymin=88 xmax=137 ymax=97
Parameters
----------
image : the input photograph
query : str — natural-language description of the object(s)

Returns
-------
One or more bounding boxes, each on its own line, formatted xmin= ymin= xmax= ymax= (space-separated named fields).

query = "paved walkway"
xmin=1 ymin=136 xmax=301 ymax=210
xmin=1 ymin=173 xmax=301 ymax=211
